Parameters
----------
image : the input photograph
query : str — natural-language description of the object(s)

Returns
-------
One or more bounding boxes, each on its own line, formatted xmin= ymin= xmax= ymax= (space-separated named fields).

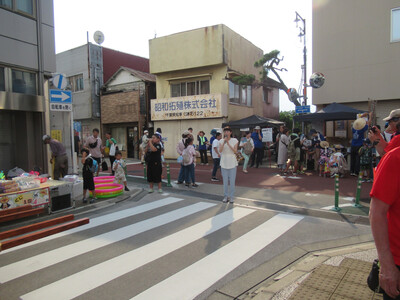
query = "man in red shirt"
xmin=370 ymin=146 xmax=400 ymax=299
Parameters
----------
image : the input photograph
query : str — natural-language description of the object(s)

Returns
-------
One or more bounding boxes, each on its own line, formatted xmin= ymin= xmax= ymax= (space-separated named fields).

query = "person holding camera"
xmin=145 ymin=134 xmax=163 ymax=193
xmin=250 ymin=126 xmax=264 ymax=168
xmin=350 ymin=112 xmax=371 ymax=176
xmin=219 ymin=127 xmax=238 ymax=203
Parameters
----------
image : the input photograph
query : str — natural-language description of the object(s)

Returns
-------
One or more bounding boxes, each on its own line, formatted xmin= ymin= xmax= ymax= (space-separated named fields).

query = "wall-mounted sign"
xmin=151 ymin=93 xmax=228 ymax=121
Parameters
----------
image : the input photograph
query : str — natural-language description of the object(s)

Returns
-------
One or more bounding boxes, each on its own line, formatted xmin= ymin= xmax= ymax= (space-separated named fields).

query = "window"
xmin=68 ymin=74 xmax=84 ymax=92
xmin=16 ymin=0 xmax=33 ymax=15
xmin=1 ymin=0 xmax=34 ymax=16
xmin=391 ymin=8 xmax=400 ymax=42
xmin=0 ymin=67 xmax=5 ymax=91
xmin=229 ymin=81 xmax=252 ymax=106
xmin=170 ymin=80 xmax=210 ymax=97
xmin=12 ymin=69 xmax=36 ymax=95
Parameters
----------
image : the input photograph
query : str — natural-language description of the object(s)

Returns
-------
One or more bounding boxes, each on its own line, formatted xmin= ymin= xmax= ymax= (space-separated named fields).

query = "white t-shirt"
xmin=212 ymin=139 xmax=220 ymax=159
xmin=384 ymin=131 xmax=393 ymax=142
xmin=219 ymin=138 xmax=239 ymax=169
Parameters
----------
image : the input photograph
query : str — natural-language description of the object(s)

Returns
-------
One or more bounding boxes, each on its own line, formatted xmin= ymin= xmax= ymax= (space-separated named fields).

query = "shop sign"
xmin=151 ymin=93 xmax=227 ymax=121
xmin=0 ymin=187 xmax=49 ymax=210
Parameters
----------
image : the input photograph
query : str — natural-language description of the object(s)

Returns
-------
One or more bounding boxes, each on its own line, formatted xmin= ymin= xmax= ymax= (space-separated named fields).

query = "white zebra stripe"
xmin=0 ymin=202 xmax=216 ymax=283
xmin=0 ymin=197 xmax=184 ymax=254
xmin=20 ymin=207 xmax=255 ymax=300
xmin=133 ymin=213 xmax=303 ymax=300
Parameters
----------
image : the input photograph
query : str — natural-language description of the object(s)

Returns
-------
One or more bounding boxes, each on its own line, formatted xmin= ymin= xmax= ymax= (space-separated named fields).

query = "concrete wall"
xmin=313 ymin=0 xmax=400 ymax=105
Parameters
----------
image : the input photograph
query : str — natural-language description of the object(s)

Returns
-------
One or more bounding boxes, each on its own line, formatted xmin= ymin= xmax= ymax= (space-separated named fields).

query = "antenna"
xmin=93 ymin=31 xmax=105 ymax=45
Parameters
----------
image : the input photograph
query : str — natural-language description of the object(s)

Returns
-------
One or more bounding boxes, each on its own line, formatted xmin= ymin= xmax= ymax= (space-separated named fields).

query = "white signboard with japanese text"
xmin=151 ymin=93 xmax=228 ymax=121
xmin=262 ymin=128 xmax=273 ymax=142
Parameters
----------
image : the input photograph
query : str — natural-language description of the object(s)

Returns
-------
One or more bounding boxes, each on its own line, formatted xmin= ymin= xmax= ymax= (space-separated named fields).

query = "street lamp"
xmin=294 ymin=11 xmax=307 ymax=106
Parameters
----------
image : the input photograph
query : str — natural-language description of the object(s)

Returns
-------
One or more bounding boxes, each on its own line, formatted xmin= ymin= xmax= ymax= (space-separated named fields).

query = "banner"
xmin=0 ymin=187 xmax=49 ymax=210
xmin=151 ymin=93 xmax=228 ymax=121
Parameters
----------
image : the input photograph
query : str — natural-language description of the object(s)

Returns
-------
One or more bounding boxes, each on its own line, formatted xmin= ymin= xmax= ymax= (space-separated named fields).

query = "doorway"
xmin=127 ymin=127 xmax=138 ymax=158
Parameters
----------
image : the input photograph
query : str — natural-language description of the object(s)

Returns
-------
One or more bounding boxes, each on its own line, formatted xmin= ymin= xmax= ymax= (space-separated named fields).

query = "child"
xmin=329 ymin=145 xmax=347 ymax=177
xmin=81 ymin=148 xmax=96 ymax=204
xmin=319 ymin=141 xmax=332 ymax=177
xmin=182 ymin=137 xmax=199 ymax=188
xmin=112 ymin=150 xmax=129 ymax=191
xmin=359 ymin=139 xmax=372 ymax=182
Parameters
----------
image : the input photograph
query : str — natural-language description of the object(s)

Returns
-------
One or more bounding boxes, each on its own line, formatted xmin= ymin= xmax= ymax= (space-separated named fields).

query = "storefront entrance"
xmin=127 ymin=127 xmax=138 ymax=158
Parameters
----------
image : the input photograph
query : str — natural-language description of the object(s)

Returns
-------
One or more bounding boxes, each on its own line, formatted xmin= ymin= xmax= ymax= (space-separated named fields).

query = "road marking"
xmin=321 ymin=203 xmax=354 ymax=210
xmin=132 ymin=213 xmax=303 ymax=300
xmin=0 ymin=197 xmax=184 ymax=254
xmin=20 ymin=207 xmax=255 ymax=300
xmin=0 ymin=202 xmax=216 ymax=283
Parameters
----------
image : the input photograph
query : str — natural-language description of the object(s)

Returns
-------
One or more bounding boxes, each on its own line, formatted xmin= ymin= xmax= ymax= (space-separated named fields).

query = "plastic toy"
xmin=89 ymin=183 xmax=123 ymax=199
xmin=94 ymin=176 xmax=115 ymax=185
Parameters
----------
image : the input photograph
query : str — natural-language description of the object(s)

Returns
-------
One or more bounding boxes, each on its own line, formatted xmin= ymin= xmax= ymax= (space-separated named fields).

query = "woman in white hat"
xmin=350 ymin=112 xmax=371 ymax=176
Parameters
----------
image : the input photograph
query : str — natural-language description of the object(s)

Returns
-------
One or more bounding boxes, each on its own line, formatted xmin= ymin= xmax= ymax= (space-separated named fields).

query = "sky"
xmin=54 ymin=0 xmax=318 ymax=112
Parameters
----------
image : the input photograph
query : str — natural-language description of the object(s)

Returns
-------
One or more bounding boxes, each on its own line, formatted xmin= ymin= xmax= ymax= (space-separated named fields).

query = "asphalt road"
xmin=0 ymin=191 xmax=372 ymax=300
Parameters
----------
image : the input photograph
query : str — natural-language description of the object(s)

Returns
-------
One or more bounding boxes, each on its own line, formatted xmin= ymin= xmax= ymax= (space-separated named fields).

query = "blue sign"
xmin=295 ymin=105 xmax=311 ymax=114
xmin=50 ymin=89 xmax=72 ymax=104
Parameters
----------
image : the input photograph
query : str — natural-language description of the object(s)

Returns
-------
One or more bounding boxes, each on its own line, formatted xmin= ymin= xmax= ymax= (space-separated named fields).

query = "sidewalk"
xmin=237 ymin=243 xmax=380 ymax=300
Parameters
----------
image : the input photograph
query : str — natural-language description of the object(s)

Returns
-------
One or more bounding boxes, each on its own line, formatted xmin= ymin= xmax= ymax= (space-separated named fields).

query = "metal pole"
xmin=303 ymin=19 xmax=307 ymax=106
xmin=143 ymin=163 xmax=147 ymax=180
xmin=354 ymin=171 xmax=363 ymax=207
xmin=166 ymin=163 xmax=172 ymax=187
xmin=331 ymin=174 xmax=341 ymax=211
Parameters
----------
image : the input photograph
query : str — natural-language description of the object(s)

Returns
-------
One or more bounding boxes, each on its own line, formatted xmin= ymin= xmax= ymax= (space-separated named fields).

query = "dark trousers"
xmin=178 ymin=164 xmax=185 ymax=183
xmin=212 ymin=158 xmax=220 ymax=178
xmin=199 ymin=149 xmax=208 ymax=164
xmin=184 ymin=163 xmax=195 ymax=184
xmin=109 ymin=155 xmax=116 ymax=175
xmin=350 ymin=145 xmax=361 ymax=174
xmin=251 ymin=148 xmax=264 ymax=167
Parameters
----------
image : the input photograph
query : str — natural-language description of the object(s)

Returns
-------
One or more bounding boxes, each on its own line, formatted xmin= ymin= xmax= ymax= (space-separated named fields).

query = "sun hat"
xmin=320 ymin=141 xmax=329 ymax=148
xmin=182 ymin=130 xmax=190 ymax=135
xmin=254 ymin=126 xmax=261 ymax=130
xmin=144 ymin=130 xmax=149 ymax=133
xmin=352 ymin=118 xmax=367 ymax=130
xmin=383 ymin=109 xmax=400 ymax=121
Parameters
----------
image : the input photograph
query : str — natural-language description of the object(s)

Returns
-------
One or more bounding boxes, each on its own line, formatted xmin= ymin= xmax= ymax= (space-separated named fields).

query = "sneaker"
xmin=229 ymin=198 xmax=234 ymax=203
xmin=148 ymin=188 xmax=154 ymax=193
xmin=82 ymin=198 xmax=88 ymax=204
xmin=350 ymin=173 xmax=357 ymax=177
xmin=211 ymin=177 xmax=220 ymax=182
xmin=283 ymin=172 xmax=287 ymax=176
xmin=185 ymin=183 xmax=190 ymax=187
xmin=89 ymin=198 xmax=96 ymax=204
xmin=243 ymin=170 xmax=248 ymax=173
xmin=124 ymin=186 xmax=130 ymax=191
xmin=222 ymin=197 xmax=228 ymax=203
xmin=176 ymin=181 xmax=184 ymax=184
xmin=192 ymin=184 xmax=199 ymax=188
xmin=158 ymin=189 xmax=163 ymax=193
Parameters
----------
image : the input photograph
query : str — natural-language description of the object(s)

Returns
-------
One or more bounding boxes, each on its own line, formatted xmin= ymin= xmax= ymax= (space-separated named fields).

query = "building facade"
xmin=0 ymin=0 xmax=56 ymax=172
xmin=101 ymin=67 xmax=156 ymax=159
xmin=313 ymin=0 xmax=400 ymax=128
xmin=149 ymin=24 xmax=279 ymax=159
xmin=56 ymin=45 xmax=151 ymax=142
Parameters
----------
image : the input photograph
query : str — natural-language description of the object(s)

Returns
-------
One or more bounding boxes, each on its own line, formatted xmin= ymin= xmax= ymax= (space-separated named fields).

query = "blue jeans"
xmin=184 ymin=163 xmax=195 ymax=184
xmin=241 ymin=151 xmax=250 ymax=170
xmin=212 ymin=158 xmax=220 ymax=178
xmin=221 ymin=167 xmax=237 ymax=199
xmin=178 ymin=164 xmax=185 ymax=182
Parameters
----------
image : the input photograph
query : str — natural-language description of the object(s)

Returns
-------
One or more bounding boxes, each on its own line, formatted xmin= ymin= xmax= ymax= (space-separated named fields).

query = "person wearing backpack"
xmin=283 ymin=130 xmax=301 ymax=176
xmin=84 ymin=128 xmax=104 ymax=177
xmin=80 ymin=148 xmax=97 ymax=204
xmin=176 ymin=130 xmax=191 ymax=184
xmin=239 ymin=131 xmax=254 ymax=173
xmin=182 ymin=137 xmax=199 ymax=188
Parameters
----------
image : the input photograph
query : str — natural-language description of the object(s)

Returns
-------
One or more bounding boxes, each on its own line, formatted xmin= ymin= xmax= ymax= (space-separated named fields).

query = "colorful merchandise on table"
xmin=0 ymin=180 xmax=21 ymax=194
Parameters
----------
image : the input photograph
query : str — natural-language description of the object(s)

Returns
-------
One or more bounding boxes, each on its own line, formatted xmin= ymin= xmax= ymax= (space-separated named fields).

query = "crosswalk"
xmin=0 ymin=196 xmax=303 ymax=300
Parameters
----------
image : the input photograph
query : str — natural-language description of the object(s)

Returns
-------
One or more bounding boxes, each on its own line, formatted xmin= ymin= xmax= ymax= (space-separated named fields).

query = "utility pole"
xmin=295 ymin=11 xmax=307 ymax=106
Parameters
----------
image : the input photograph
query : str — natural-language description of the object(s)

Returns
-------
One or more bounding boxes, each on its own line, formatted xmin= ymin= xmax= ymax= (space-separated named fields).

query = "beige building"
xmin=149 ymin=24 xmax=279 ymax=159
xmin=313 ymin=0 xmax=400 ymax=129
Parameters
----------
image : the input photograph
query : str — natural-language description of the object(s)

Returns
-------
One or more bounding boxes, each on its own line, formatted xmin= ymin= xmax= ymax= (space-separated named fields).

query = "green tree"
xmin=232 ymin=50 xmax=301 ymax=106
xmin=279 ymin=111 xmax=301 ymax=131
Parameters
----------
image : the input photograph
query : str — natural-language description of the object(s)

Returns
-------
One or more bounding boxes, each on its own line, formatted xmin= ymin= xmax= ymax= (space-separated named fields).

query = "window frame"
xmin=391 ymin=7 xmax=400 ymax=43
xmin=68 ymin=73 xmax=85 ymax=92
xmin=11 ymin=68 xmax=37 ymax=95
xmin=229 ymin=81 xmax=252 ymax=107
xmin=170 ymin=79 xmax=210 ymax=97
xmin=0 ymin=67 xmax=5 ymax=92
xmin=0 ymin=0 xmax=36 ymax=18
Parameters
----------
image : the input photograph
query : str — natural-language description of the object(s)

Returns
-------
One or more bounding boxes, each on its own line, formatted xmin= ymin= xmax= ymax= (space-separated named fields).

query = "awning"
xmin=222 ymin=114 xmax=284 ymax=129
xmin=293 ymin=102 xmax=365 ymax=122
